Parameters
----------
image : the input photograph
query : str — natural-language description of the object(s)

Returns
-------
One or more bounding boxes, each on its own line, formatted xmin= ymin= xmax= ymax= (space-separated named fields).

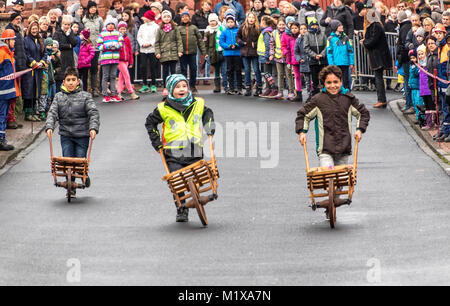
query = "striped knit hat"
xmin=166 ymin=74 xmax=193 ymax=106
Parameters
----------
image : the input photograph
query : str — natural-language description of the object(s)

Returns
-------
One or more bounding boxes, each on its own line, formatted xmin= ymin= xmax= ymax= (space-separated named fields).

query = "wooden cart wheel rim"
xmin=328 ymin=178 xmax=336 ymax=228
xmin=67 ymin=168 xmax=72 ymax=203
xmin=187 ymin=179 xmax=208 ymax=226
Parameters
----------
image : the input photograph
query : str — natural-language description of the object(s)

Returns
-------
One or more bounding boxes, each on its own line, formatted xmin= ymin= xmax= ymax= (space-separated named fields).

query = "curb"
xmin=389 ymin=99 xmax=450 ymax=176
xmin=0 ymin=123 xmax=46 ymax=170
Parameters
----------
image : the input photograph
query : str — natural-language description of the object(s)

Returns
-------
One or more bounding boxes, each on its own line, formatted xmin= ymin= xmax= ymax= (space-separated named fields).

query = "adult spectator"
xmin=150 ymin=1 xmax=163 ymax=24
xmin=8 ymin=0 xmax=24 ymax=14
xmin=422 ymin=17 xmax=435 ymax=37
xmin=161 ymin=0 xmax=175 ymax=17
xmin=174 ymin=2 xmax=189 ymax=25
xmin=279 ymin=1 xmax=298 ymax=20
xmin=251 ymin=0 xmax=269 ymax=22
xmin=139 ymin=0 xmax=154 ymax=21
xmin=384 ymin=7 xmax=398 ymax=33
xmin=397 ymin=1 xmax=408 ymax=12
xmin=298 ymin=0 xmax=325 ymax=32
xmin=39 ymin=16 xmax=51 ymax=40
xmin=108 ymin=0 xmax=125 ymax=21
xmin=47 ymin=8 xmax=62 ymax=37
xmin=320 ymin=0 xmax=354 ymax=38
xmin=353 ymin=2 xmax=365 ymax=31
xmin=265 ymin=0 xmax=281 ymax=17
xmin=361 ymin=8 xmax=392 ymax=108
xmin=69 ymin=3 xmax=85 ymax=32
xmin=192 ymin=0 xmax=212 ymax=29
xmin=213 ymin=0 xmax=245 ymax=24
xmin=442 ymin=11 xmax=450 ymax=32
xmin=397 ymin=9 xmax=413 ymax=112
xmin=414 ymin=0 xmax=431 ymax=17
xmin=82 ymin=1 xmax=104 ymax=97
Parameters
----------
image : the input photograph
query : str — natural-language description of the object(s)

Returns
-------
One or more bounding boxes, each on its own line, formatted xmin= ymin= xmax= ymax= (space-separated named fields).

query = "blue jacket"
xmin=294 ymin=35 xmax=310 ymax=73
xmin=74 ymin=35 xmax=81 ymax=56
xmin=213 ymin=1 xmax=245 ymax=24
xmin=326 ymin=32 xmax=354 ymax=66
xmin=0 ymin=42 xmax=16 ymax=101
xmin=408 ymin=64 xmax=420 ymax=90
xmin=219 ymin=25 xmax=241 ymax=57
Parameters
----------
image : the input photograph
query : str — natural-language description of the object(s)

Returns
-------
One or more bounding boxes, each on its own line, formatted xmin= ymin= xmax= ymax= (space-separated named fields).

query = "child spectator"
xmin=325 ymin=19 xmax=354 ymax=90
xmin=52 ymin=41 xmax=63 ymax=98
xmin=0 ymin=29 xmax=18 ymax=151
xmin=303 ymin=18 xmax=327 ymax=96
xmin=273 ymin=17 xmax=289 ymax=100
xmin=150 ymin=1 xmax=163 ymax=25
xmin=117 ymin=21 xmax=140 ymax=101
xmin=417 ymin=44 xmax=435 ymax=130
xmin=121 ymin=10 xmax=139 ymax=84
xmin=145 ymin=74 xmax=215 ymax=222
xmin=53 ymin=15 xmax=78 ymax=93
xmin=97 ymin=16 xmax=123 ymax=103
xmin=219 ymin=11 xmax=242 ymax=95
xmin=46 ymin=68 xmax=100 ymax=195
xmin=43 ymin=37 xmax=57 ymax=115
xmin=155 ymin=10 xmax=183 ymax=89
xmin=258 ymin=16 xmax=278 ymax=98
xmin=137 ymin=10 xmax=160 ymax=94
xmin=72 ymin=22 xmax=81 ymax=67
xmin=282 ymin=21 xmax=302 ymax=102
xmin=174 ymin=2 xmax=189 ymax=25
xmin=178 ymin=11 xmax=207 ymax=94
xmin=216 ymin=5 xmax=230 ymax=92
xmin=408 ymin=49 xmax=425 ymax=124
xmin=237 ymin=11 xmax=263 ymax=97
xmin=295 ymin=23 xmax=312 ymax=102
xmin=205 ymin=13 xmax=222 ymax=93
xmin=77 ymin=29 xmax=95 ymax=92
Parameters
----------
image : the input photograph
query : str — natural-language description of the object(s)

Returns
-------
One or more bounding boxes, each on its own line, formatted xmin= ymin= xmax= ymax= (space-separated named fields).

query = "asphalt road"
xmin=0 ymin=90 xmax=449 ymax=286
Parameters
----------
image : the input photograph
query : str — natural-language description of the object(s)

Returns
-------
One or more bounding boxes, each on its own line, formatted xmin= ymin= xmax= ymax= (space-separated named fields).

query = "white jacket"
xmin=137 ymin=21 xmax=160 ymax=54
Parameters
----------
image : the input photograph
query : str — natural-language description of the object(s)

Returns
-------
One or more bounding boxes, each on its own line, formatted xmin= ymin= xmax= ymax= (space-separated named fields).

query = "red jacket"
xmin=119 ymin=35 xmax=134 ymax=66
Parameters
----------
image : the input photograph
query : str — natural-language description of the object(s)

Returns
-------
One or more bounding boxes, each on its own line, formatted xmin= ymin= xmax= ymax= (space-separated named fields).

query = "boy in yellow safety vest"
xmin=145 ymin=74 xmax=215 ymax=222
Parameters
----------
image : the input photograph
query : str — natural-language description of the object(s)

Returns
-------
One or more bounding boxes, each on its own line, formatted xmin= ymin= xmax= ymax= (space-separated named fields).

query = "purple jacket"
xmin=281 ymin=32 xmax=299 ymax=65
xmin=419 ymin=63 xmax=431 ymax=96
xmin=77 ymin=42 xmax=95 ymax=69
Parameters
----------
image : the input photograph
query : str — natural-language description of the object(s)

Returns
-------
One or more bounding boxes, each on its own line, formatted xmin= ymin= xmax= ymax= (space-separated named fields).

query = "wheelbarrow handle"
xmin=302 ymin=139 xmax=310 ymax=173
xmin=353 ymin=137 xmax=360 ymax=174
xmin=87 ymin=137 xmax=94 ymax=162
xmin=208 ymin=135 xmax=216 ymax=167
xmin=48 ymin=132 xmax=54 ymax=159
xmin=159 ymin=149 xmax=170 ymax=174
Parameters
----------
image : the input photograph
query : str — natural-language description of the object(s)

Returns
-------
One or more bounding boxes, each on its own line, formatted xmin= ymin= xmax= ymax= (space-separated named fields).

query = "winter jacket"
xmin=326 ymin=32 xmax=354 ymax=66
xmin=155 ymin=26 xmax=183 ymax=63
xmin=251 ymin=8 xmax=269 ymax=22
xmin=258 ymin=27 xmax=275 ymax=64
xmin=408 ymin=64 xmax=420 ymax=90
xmin=281 ymin=32 xmax=299 ymax=65
xmin=236 ymin=24 xmax=259 ymax=57
xmin=298 ymin=3 xmax=325 ymax=33
xmin=397 ymin=20 xmax=412 ymax=65
xmin=213 ymin=0 xmax=245 ymax=24
xmin=82 ymin=14 xmax=104 ymax=50
xmin=127 ymin=24 xmax=139 ymax=54
xmin=74 ymin=35 xmax=81 ymax=56
xmin=22 ymin=35 xmax=44 ymax=100
xmin=46 ymin=85 xmax=100 ymax=138
xmin=419 ymin=61 xmax=431 ymax=96
xmin=191 ymin=9 xmax=211 ymax=30
xmin=294 ymin=35 xmax=310 ymax=73
xmin=137 ymin=21 xmax=160 ymax=54
xmin=303 ymin=28 xmax=327 ymax=66
xmin=384 ymin=18 xmax=398 ymax=33
xmin=295 ymin=89 xmax=370 ymax=156
xmin=363 ymin=22 xmax=392 ymax=70
xmin=77 ymin=41 xmax=95 ymax=69
xmin=145 ymin=97 xmax=215 ymax=165
xmin=0 ymin=41 xmax=17 ymax=101
xmin=426 ymin=49 xmax=439 ymax=92
xmin=205 ymin=30 xmax=221 ymax=64
xmin=52 ymin=51 xmax=63 ymax=82
xmin=178 ymin=22 xmax=206 ymax=55
xmin=108 ymin=8 xmax=124 ymax=21
xmin=5 ymin=23 xmax=26 ymax=71
xmin=219 ymin=25 xmax=241 ymax=57
xmin=215 ymin=21 xmax=227 ymax=52
xmin=97 ymin=29 xmax=124 ymax=65
xmin=437 ymin=40 xmax=449 ymax=88
xmin=320 ymin=4 xmax=354 ymax=38
xmin=119 ymin=35 xmax=134 ymax=66
xmin=52 ymin=29 xmax=78 ymax=74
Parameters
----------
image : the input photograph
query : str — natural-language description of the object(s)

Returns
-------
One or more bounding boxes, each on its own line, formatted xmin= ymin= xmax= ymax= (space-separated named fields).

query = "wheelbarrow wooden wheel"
xmin=67 ymin=168 xmax=72 ymax=203
xmin=187 ymin=179 xmax=208 ymax=226
xmin=328 ymin=178 xmax=336 ymax=228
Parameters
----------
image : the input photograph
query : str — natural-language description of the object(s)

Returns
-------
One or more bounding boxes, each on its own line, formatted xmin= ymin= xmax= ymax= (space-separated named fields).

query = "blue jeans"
xmin=61 ymin=135 xmax=90 ymax=158
xmin=197 ymin=51 xmax=211 ymax=78
xmin=242 ymin=56 xmax=262 ymax=87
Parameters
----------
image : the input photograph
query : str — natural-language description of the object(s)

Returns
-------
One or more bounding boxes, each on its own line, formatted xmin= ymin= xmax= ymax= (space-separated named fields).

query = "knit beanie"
xmin=118 ymin=21 xmax=128 ymax=30
xmin=415 ymin=27 xmax=425 ymax=38
xmin=330 ymin=19 xmax=342 ymax=32
xmin=81 ymin=28 xmax=91 ymax=39
xmin=397 ymin=10 xmax=408 ymax=23
xmin=10 ymin=11 xmax=21 ymax=22
xmin=86 ymin=1 xmax=97 ymax=11
xmin=355 ymin=2 xmax=365 ymax=14
xmin=208 ymin=13 xmax=219 ymax=24
xmin=408 ymin=49 xmax=417 ymax=59
xmin=105 ymin=16 xmax=118 ymax=28
xmin=417 ymin=44 xmax=427 ymax=55
xmin=285 ymin=16 xmax=296 ymax=25
xmin=161 ymin=10 xmax=172 ymax=19
xmin=44 ymin=37 xmax=53 ymax=46
xmin=225 ymin=8 xmax=235 ymax=19
xmin=143 ymin=10 xmax=156 ymax=21
xmin=150 ymin=1 xmax=163 ymax=13
xmin=180 ymin=11 xmax=190 ymax=18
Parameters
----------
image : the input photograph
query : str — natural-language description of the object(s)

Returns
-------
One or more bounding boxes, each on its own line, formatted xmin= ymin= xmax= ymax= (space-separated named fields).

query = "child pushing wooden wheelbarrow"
xmin=145 ymin=74 xmax=218 ymax=225
xmin=295 ymin=66 xmax=370 ymax=228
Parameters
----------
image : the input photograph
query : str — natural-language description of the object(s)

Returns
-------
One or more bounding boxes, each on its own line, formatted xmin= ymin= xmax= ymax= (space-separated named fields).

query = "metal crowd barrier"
xmin=352 ymin=31 xmax=398 ymax=90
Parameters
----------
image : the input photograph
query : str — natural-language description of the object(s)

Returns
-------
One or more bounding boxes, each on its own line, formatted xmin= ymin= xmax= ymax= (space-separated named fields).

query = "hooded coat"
xmin=363 ymin=21 xmax=392 ymax=70
xmin=303 ymin=25 xmax=327 ymax=66
xmin=319 ymin=4 xmax=354 ymax=38
xmin=22 ymin=34 xmax=44 ymax=100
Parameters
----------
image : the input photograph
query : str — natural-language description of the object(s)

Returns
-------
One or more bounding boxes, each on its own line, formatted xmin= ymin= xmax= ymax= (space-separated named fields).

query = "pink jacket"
xmin=119 ymin=35 xmax=134 ymax=66
xmin=77 ymin=41 xmax=95 ymax=69
xmin=281 ymin=32 xmax=299 ymax=65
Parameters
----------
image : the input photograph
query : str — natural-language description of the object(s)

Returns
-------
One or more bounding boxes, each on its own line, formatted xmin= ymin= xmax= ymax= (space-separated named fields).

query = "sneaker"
xmin=0 ymin=140 xmax=14 ymax=151
xmin=254 ymin=87 xmax=262 ymax=97
xmin=130 ymin=92 xmax=140 ymax=100
xmin=226 ymin=89 xmax=234 ymax=95
xmin=176 ymin=207 xmax=189 ymax=222
xmin=138 ymin=85 xmax=150 ymax=93
xmin=287 ymin=92 xmax=295 ymax=101
xmin=151 ymin=85 xmax=157 ymax=93
xmin=70 ymin=189 xmax=76 ymax=197
xmin=235 ymin=89 xmax=242 ymax=95
xmin=102 ymin=96 xmax=111 ymax=103
xmin=111 ymin=95 xmax=122 ymax=102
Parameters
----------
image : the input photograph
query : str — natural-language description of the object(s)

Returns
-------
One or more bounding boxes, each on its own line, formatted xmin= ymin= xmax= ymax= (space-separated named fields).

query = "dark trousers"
xmin=79 ymin=67 xmax=90 ymax=92
xmin=402 ymin=62 xmax=412 ymax=107
xmin=310 ymin=64 xmax=326 ymax=95
xmin=162 ymin=61 xmax=177 ymax=88
xmin=423 ymin=95 xmax=434 ymax=111
xmin=338 ymin=65 xmax=350 ymax=90
xmin=180 ymin=54 xmax=197 ymax=88
xmin=226 ymin=56 xmax=243 ymax=90
xmin=0 ymin=99 xmax=10 ymax=141
xmin=167 ymin=160 xmax=186 ymax=206
xmin=139 ymin=52 xmax=157 ymax=86
xmin=61 ymin=135 xmax=90 ymax=158
xmin=374 ymin=68 xmax=387 ymax=103
xmin=89 ymin=51 xmax=100 ymax=92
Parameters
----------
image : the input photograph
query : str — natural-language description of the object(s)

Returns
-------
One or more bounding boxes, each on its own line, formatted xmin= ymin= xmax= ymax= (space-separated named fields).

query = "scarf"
xmin=166 ymin=74 xmax=194 ymax=107
xmin=206 ymin=23 xmax=219 ymax=34
xmin=163 ymin=23 xmax=172 ymax=33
